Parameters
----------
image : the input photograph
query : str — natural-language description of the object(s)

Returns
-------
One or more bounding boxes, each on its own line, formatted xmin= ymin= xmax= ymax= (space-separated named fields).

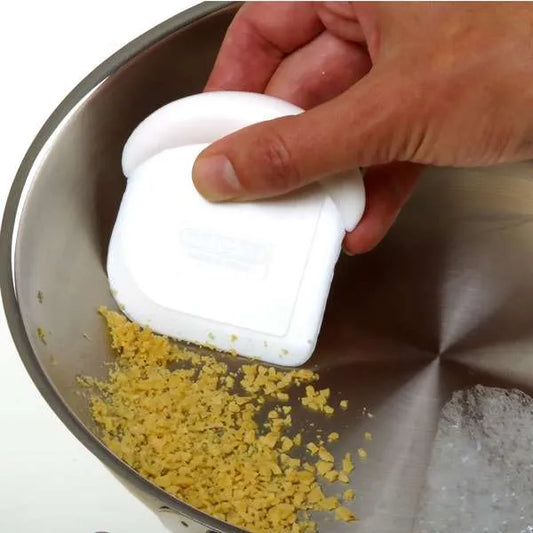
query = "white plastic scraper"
xmin=107 ymin=92 xmax=365 ymax=366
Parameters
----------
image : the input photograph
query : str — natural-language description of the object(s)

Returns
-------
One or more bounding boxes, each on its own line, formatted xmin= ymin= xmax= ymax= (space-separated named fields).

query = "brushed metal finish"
xmin=3 ymin=3 xmax=533 ymax=532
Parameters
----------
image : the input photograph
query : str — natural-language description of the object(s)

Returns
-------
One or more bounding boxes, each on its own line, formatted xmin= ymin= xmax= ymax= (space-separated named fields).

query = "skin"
xmin=192 ymin=2 xmax=533 ymax=254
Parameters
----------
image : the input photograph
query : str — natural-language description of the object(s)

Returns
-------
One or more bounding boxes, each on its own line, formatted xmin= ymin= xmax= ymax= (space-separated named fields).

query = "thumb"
xmin=192 ymin=71 xmax=416 ymax=201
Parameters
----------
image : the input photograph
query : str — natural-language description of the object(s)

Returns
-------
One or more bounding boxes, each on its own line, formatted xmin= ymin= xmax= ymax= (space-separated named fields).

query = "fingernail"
xmin=193 ymin=154 xmax=242 ymax=201
xmin=342 ymin=246 xmax=355 ymax=257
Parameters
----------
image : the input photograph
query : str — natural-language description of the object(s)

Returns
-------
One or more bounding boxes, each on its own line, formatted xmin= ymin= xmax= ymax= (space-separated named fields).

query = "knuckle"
xmin=255 ymin=127 xmax=301 ymax=193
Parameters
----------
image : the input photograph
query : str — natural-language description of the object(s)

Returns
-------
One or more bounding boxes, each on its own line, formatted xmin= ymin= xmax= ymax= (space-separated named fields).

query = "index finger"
xmin=205 ymin=2 xmax=324 ymax=93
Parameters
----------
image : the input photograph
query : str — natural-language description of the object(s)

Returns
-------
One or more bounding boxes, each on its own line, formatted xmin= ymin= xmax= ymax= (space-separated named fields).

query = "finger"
xmin=343 ymin=162 xmax=423 ymax=255
xmin=193 ymin=68 xmax=415 ymax=201
xmin=205 ymin=2 xmax=323 ymax=93
xmin=316 ymin=2 xmax=368 ymax=44
xmin=265 ymin=30 xmax=371 ymax=109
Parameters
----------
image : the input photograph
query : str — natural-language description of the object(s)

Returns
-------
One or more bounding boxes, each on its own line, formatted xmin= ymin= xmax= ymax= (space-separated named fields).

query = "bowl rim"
xmin=0 ymin=2 xmax=245 ymax=531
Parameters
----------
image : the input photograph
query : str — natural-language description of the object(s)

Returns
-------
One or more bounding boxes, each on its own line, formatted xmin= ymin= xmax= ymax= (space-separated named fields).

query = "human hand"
xmin=193 ymin=2 xmax=533 ymax=254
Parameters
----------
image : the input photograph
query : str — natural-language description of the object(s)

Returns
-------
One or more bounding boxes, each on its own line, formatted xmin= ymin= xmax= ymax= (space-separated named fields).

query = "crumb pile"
xmin=81 ymin=309 xmax=359 ymax=532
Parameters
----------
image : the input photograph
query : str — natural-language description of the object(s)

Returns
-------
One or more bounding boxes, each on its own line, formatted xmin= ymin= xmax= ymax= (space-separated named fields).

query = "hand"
xmin=193 ymin=2 xmax=533 ymax=254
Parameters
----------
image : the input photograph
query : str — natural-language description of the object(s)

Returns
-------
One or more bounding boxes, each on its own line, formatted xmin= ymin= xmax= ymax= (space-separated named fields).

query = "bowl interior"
xmin=7 ymin=4 xmax=533 ymax=532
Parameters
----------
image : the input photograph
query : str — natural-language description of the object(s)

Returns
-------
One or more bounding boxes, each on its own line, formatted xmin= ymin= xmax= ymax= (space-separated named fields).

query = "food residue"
xmin=327 ymin=432 xmax=339 ymax=443
xmin=37 ymin=327 xmax=47 ymax=344
xmin=301 ymin=386 xmax=335 ymax=414
xmin=80 ymin=309 xmax=362 ymax=532
xmin=343 ymin=489 xmax=355 ymax=502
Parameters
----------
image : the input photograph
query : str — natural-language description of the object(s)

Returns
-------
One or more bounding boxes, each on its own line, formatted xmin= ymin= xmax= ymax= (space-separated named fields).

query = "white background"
xmin=0 ymin=2 xmax=199 ymax=532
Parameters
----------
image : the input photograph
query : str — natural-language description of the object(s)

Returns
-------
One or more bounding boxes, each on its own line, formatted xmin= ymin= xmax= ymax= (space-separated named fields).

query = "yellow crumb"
xmin=342 ymin=453 xmax=354 ymax=474
xmin=306 ymin=442 xmax=319 ymax=455
xmin=339 ymin=400 xmax=348 ymax=410
xmin=327 ymin=432 xmax=340 ymax=443
xmin=358 ymin=448 xmax=368 ymax=460
xmin=323 ymin=470 xmax=338 ymax=483
xmin=335 ymin=506 xmax=356 ymax=522
xmin=80 ymin=309 xmax=358 ymax=532
xmin=37 ymin=327 xmax=47 ymax=344
xmin=317 ymin=496 xmax=340 ymax=511
xmin=318 ymin=447 xmax=334 ymax=463
xmin=316 ymin=460 xmax=334 ymax=476
xmin=343 ymin=489 xmax=355 ymax=502
xmin=364 ymin=431 xmax=372 ymax=441
xmin=301 ymin=385 xmax=335 ymax=414
xmin=280 ymin=437 xmax=294 ymax=452
xmin=303 ymin=462 xmax=315 ymax=473
xmin=338 ymin=472 xmax=350 ymax=484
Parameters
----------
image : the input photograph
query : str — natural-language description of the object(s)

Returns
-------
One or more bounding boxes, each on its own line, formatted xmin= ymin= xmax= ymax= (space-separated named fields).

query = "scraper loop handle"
xmin=122 ymin=92 xmax=365 ymax=232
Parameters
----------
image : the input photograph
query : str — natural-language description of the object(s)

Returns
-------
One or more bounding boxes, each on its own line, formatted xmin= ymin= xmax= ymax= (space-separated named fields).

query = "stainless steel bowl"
xmin=3 ymin=3 xmax=533 ymax=532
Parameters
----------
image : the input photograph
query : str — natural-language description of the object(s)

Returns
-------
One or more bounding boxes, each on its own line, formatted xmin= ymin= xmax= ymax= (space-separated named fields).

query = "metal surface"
xmin=2 ymin=2 xmax=533 ymax=532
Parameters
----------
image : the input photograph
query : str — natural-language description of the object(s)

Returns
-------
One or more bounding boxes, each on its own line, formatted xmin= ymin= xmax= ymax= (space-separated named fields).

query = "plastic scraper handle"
xmin=122 ymin=92 xmax=365 ymax=232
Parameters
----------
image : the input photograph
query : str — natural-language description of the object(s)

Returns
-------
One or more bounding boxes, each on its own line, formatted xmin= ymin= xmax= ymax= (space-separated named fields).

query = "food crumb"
xmin=301 ymin=386 xmax=335 ymax=414
xmin=327 ymin=432 xmax=340 ymax=443
xmin=342 ymin=453 xmax=354 ymax=474
xmin=306 ymin=442 xmax=319 ymax=455
xmin=316 ymin=460 xmax=334 ymax=476
xmin=357 ymin=448 xmax=368 ymax=460
xmin=364 ymin=431 xmax=372 ymax=441
xmin=81 ymin=309 xmax=358 ymax=533
xmin=37 ymin=327 xmax=47 ymax=344
xmin=37 ymin=290 xmax=43 ymax=303
xmin=335 ymin=506 xmax=356 ymax=522
xmin=338 ymin=472 xmax=350 ymax=484
xmin=343 ymin=489 xmax=355 ymax=502
xmin=323 ymin=469 xmax=338 ymax=482
xmin=339 ymin=400 xmax=348 ymax=410
xmin=318 ymin=447 xmax=335 ymax=463
xmin=280 ymin=436 xmax=294 ymax=452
